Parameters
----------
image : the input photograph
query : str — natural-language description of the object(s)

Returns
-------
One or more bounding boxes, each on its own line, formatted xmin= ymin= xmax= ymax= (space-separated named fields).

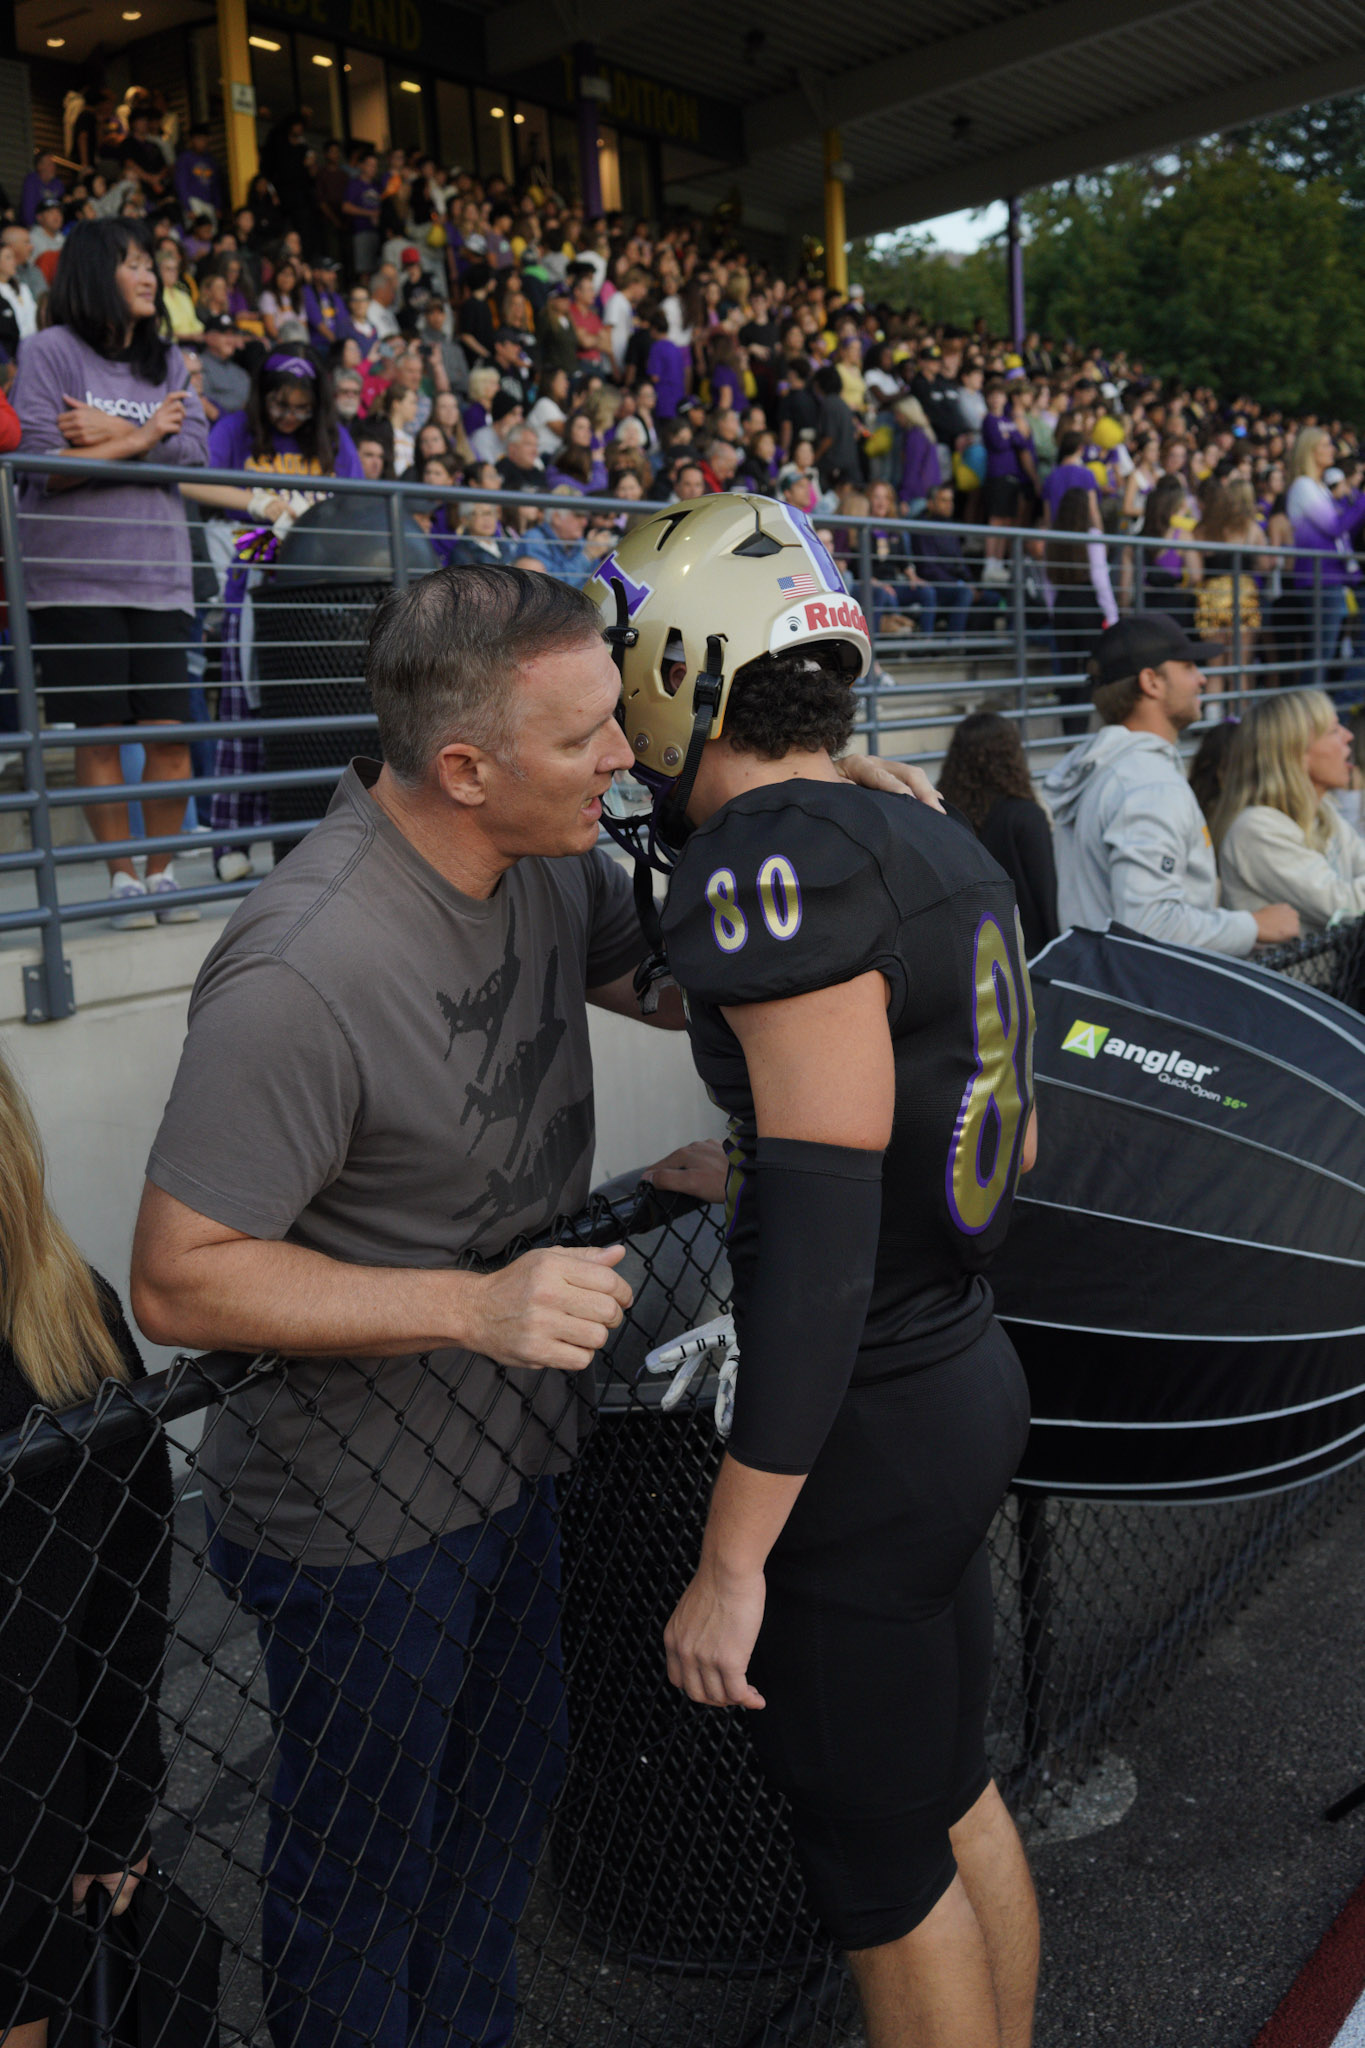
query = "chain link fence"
xmin=7 ymin=907 xmax=1365 ymax=2048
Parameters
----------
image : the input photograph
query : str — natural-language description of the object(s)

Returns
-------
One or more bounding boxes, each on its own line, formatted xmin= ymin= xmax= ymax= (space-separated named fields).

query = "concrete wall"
xmin=0 ymin=913 xmax=723 ymax=1373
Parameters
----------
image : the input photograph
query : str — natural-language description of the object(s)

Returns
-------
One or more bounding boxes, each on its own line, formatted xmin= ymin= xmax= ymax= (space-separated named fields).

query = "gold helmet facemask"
xmin=588 ymin=492 xmax=873 ymax=872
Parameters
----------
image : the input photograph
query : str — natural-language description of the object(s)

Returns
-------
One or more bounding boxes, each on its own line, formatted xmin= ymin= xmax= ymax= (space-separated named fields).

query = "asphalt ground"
xmin=1025 ymin=1493 xmax=1365 ymax=2048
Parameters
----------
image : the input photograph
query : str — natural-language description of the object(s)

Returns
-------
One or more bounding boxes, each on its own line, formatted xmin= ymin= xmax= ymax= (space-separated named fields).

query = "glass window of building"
xmin=618 ymin=132 xmax=653 ymax=220
xmin=296 ymin=36 xmax=344 ymax=139
xmin=550 ymin=111 xmax=579 ymax=204
xmin=474 ymin=87 xmax=513 ymax=182
xmin=248 ymin=32 xmax=295 ymax=139
xmin=597 ymin=125 xmax=621 ymax=212
xmin=345 ymin=48 xmax=389 ymax=153
xmin=436 ymin=78 xmax=473 ymax=170
xmin=389 ymin=67 xmax=428 ymax=154
xmin=513 ymin=100 xmax=549 ymax=181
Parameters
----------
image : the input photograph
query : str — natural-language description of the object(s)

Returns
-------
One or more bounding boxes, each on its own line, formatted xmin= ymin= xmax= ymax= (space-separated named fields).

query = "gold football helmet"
xmin=587 ymin=492 xmax=872 ymax=827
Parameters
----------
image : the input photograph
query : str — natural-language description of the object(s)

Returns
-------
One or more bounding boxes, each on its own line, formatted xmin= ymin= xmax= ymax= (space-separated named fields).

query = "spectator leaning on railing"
xmin=0 ymin=1046 xmax=172 ymax=2046
xmin=1215 ymin=690 xmax=1365 ymax=932
xmin=12 ymin=216 xmax=208 ymax=926
xmin=1044 ymin=614 xmax=1299 ymax=954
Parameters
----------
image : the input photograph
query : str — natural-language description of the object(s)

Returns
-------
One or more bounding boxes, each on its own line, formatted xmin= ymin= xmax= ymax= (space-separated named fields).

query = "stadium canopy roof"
xmin=475 ymin=0 xmax=1365 ymax=239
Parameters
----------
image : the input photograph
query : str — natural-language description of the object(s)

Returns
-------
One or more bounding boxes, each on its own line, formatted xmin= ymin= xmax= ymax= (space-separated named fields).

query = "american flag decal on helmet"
xmin=777 ymin=572 xmax=818 ymax=596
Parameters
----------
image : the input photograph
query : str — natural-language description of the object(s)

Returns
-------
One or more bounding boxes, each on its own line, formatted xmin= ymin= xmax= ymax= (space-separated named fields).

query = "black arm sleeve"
xmin=727 ymin=1138 xmax=883 ymax=1477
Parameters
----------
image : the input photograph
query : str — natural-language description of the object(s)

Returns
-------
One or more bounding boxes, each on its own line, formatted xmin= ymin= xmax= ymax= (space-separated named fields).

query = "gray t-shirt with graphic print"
xmin=147 ymin=761 xmax=642 ymax=1564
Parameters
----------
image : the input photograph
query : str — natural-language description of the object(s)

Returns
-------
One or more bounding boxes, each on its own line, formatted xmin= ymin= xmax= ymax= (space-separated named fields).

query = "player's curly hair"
xmin=722 ymin=651 xmax=857 ymax=762
xmin=936 ymin=710 xmax=1036 ymax=831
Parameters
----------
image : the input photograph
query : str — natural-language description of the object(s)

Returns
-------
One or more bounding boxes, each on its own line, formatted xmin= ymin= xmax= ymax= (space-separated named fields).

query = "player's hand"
xmin=1253 ymin=903 xmax=1300 ymax=945
xmin=73 ymin=1854 xmax=148 ymax=1917
xmin=837 ymin=755 xmax=945 ymax=812
xmin=665 ymin=1562 xmax=766 ymax=1708
xmin=467 ymin=1244 xmax=632 ymax=1372
xmin=642 ymin=1138 xmax=728 ymax=1206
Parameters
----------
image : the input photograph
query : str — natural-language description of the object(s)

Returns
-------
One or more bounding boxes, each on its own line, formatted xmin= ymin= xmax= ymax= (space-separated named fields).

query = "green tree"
xmin=849 ymin=227 xmax=1007 ymax=332
xmin=1022 ymin=150 xmax=1365 ymax=417
xmin=1233 ymin=92 xmax=1365 ymax=216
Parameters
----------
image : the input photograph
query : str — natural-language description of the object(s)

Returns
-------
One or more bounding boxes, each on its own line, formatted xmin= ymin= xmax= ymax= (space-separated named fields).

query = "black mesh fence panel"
xmin=253 ymin=584 xmax=380 ymax=836
xmin=5 ymin=935 xmax=1365 ymax=2045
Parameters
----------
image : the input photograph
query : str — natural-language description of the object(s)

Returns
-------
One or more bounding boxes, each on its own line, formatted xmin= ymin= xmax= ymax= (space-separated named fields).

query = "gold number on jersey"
xmin=706 ymin=867 xmax=748 ymax=953
xmin=946 ymin=914 xmax=1030 ymax=1236
xmin=756 ymin=855 xmax=802 ymax=941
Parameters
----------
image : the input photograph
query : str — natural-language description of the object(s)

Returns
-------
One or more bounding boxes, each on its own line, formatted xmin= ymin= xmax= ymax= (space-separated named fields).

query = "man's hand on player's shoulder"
xmin=837 ymin=754 xmax=945 ymax=812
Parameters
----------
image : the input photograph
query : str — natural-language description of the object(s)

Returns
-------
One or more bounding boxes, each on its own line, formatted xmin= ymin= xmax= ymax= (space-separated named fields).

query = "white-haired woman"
xmin=1215 ymin=688 xmax=1365 ymax=930
xmin=0 ymin=1049 xmax=172 ymax=2044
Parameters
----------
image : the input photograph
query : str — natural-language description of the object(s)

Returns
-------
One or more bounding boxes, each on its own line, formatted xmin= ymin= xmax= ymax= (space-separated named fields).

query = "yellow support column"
xmin=823 ymin=129 xmax=848 ymax=297
xmin=217 ymin=0 xmax=258 ymax=210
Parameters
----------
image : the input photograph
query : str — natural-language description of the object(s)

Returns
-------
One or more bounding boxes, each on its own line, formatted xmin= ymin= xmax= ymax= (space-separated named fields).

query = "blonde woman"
xmin=1286 ymin=426 xmax=1365 ymax=689
xmin=0 ymin=1051 xmax=171 ymax=2044
xmin=1193 ymin=479 xmax=1267 ymax=707
xmin=1215 ymin=690 xmax=1365 ymax=930
xmin=461 ymin=361 xmax=501 ymax=439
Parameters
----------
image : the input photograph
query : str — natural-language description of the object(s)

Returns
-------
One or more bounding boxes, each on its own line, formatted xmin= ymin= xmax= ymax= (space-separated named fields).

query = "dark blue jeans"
xmin=210 ymin=1478 xmax=567 ymax=2048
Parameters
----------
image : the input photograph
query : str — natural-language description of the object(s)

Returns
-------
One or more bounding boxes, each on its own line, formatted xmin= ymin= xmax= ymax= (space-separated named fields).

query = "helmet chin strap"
xmin=655 ymin=633 xmax=725 ymax=853
xmin=599 ymin=592 xmax=725 ymax=1010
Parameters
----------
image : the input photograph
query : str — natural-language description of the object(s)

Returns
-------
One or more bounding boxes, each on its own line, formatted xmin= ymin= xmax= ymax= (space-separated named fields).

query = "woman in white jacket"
xmin=1215 ymin=688 xmax=1365 ymax=930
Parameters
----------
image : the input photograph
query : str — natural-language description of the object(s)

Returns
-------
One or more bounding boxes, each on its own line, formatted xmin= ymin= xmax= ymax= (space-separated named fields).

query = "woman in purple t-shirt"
xmin=981 ymin=380 xmax=1038 ymax=580
xmin=182 ymin=349 xmax=361 ymax=878
xmin=644 ymin=309 xmax=690 ymax=421
xmin=14 ymin=217 xmax=208 ymax=926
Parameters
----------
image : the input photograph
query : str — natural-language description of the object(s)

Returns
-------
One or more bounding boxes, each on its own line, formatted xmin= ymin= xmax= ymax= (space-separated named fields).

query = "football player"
xmin=589 ymin=495 xmax=1040 ymax=2048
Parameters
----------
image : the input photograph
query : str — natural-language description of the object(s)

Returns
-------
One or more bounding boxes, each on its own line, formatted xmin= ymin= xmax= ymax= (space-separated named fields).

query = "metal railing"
xmin=0 ymin=453 xmax=1346 ymax=1017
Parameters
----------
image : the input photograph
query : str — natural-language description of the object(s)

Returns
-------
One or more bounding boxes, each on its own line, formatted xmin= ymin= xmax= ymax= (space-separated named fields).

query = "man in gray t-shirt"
xmin=132 ymin=567 xmax=713 ymax=2048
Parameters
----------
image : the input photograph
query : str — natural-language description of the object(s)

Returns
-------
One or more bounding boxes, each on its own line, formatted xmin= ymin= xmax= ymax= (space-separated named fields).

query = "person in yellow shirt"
xmin=834 ymin=331 xmax=867 ymax=414
xmin=156 ymin=239 xmax=200 ymax=339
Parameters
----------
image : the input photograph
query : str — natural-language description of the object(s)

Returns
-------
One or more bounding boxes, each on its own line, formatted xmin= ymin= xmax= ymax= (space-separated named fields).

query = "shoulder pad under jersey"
xmin=661 ymin=784 xmax=900 ymax=1008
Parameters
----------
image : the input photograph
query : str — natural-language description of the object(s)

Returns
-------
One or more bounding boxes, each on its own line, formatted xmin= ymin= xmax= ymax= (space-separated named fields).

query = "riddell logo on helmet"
xmin=782 ymin=598 xmax=869 ymax=638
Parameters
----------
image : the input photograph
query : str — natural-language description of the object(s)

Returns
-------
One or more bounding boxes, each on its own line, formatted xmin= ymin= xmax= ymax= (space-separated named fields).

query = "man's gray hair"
xmin=366 ymin=564 xmax=604 ymax=784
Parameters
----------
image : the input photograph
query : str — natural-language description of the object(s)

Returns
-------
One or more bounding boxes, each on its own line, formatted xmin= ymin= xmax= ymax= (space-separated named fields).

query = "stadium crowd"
xmin=2 ymin=106 xmax=1365 ymax=933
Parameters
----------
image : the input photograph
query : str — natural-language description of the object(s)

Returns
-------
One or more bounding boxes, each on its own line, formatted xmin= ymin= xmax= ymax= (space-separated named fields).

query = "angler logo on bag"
xmin=1062 ymin=1018 xmax=1225 ymax=1100
xmin=1062 ymin=1019 xmax=1108 ymax=1057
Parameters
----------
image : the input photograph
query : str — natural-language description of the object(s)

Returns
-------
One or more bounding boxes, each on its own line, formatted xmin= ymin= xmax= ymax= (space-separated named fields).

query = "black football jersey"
xmin=662 ymin=781 xmax=1036 ymax=1365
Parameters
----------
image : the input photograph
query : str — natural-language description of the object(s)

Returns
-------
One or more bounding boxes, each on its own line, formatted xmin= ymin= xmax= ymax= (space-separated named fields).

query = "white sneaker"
xmin=216 ymin=848 xmax=253 ymax=884
xmin=980 ymin=558 xmax=1010 ymax=585
xmin=111 ymin=872 xmax=156 ymax=929
xmin=146 ymin=867 xmax=200 ymax=923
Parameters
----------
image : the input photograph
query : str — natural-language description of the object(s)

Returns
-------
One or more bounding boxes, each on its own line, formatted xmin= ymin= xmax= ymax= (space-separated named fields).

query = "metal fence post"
xmin=858 ymin=523 xmax=881 ymax=756
xmin=1312 ymin=554 xmax=1324 ymax=691
xmin=1011 ymin=528 xmax=1029 ymax=747
xmin=0 ymin=464 xmax=74 ymax=1022
xmin=388 ymin=485 xmax=410 ymax=592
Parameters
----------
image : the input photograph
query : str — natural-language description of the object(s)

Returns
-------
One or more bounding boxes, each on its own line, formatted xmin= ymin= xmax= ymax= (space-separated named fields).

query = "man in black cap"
xmin=197 ymin=314 xmax=251 ymax=422
xmin=303 ymin=255 xmax=351 ymax=354
xmin=1043 ymin=614 xmax=1299 ymax=953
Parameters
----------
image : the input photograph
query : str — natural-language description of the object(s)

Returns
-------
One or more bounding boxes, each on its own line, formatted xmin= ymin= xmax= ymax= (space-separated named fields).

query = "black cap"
xmin=310 ymin=252 xmax=339 ymax=270
xmin=490 ymin=390 xmax=522 ymax=421
xmin=1088 ymin=612 xmax=1223 ymax=690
